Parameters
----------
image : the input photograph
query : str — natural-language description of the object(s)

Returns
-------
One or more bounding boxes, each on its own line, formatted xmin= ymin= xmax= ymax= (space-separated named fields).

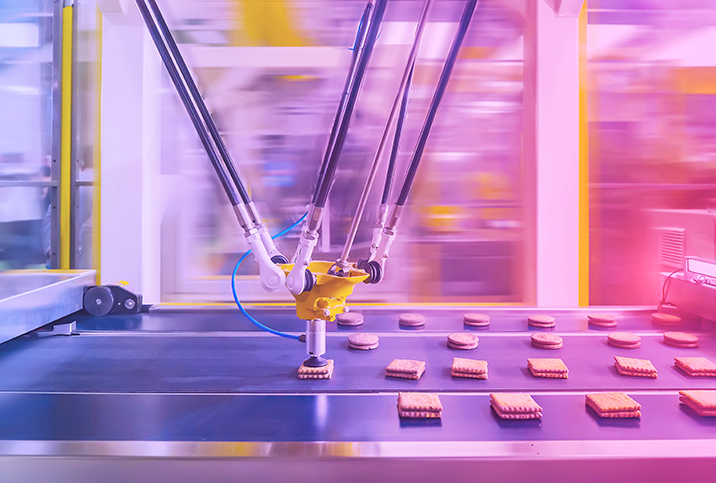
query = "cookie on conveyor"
xmin=348 ymin=333 xmax=379 ymax=350
xmin=528 ymin=315 xmax=555 ymax=329
xmin=336 ymin=311 xmax=364 ymax=327
xmin=531 ymin=333 xmax=563 ymax=350
xmin=585 ymin=392 xmax=641 ymax=418
xmin=397 ymin=392 xmax=442 ymax=418
xmin=451 ymin=357 xmax=487 ymax=379
xmin=674 ymin=357 xmax=716 ymax=377
xmin=587 ymin=314 xmax=617 ymax=328
xmin=679 ymin=390 xmax=716 ymax=416
xmin=614 ymin=356 xmax=657 ymax=378
xmin=608 ymin=332 xmax=641 ymax=349
xmin=385 ymin=359 xmax=426 ymax=380
xmin=298 ymin=359 xmax=334 ymax=380
xmin=663 ymin=332 xmax=699 ymax=348
xmin=447 ymin=333 xmax=479 ymax=350
xmin=399 ymin=313 xmax=426 ymax=328
xmin=528 ymin=358 xmax=569 ymax=378
xmin=651 ymin=312 xmax=682 ymax=327
xmin=463 ymin=313 xmax=490 ymax=328
xmin=490 ymin=393 xmax=542 ymax=420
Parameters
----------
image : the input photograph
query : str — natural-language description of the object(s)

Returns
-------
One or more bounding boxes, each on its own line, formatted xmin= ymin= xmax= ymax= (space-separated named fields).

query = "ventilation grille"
xmin=653 ymin=227 xmax=686 ymax=269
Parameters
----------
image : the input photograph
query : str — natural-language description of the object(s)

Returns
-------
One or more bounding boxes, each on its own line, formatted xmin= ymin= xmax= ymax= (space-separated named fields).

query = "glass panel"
xmin=156 ymin=0 xmax=526 ymax=302
xmin=588 ymin=1 xmax=716 ymax=304
xmin=0 ymin=0 xmax=55 ymax=269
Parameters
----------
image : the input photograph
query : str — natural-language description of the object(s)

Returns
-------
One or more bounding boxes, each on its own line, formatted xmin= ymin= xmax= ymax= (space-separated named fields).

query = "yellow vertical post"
xmin=60 ymin=5 xmax=73 ymax=269
xmin=578 ymin=2 xmax=589 ymax=306
xmin=92 ymin=5 xmax=102 ymax=283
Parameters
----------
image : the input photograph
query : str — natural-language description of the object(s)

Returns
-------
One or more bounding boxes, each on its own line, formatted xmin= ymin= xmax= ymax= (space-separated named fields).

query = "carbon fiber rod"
xmin=312 ymin=1 xmax=374 ymax=205
xmin=136 ymin=0 xmax=240 ymax=208
xmin=381 ymin=62 xmax=414 ymax=205
xmin=311 ymin=0 xmax=388 ymax=209
xmin=395 ymin=0 xmax=478 ymax=207
xmin=146 ymin=0 xmax=252 ymax=206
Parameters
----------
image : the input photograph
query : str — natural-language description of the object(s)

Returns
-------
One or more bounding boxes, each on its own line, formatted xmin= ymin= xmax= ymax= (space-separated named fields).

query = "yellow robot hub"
xmin=280 ymin=261 xmax=368 ymax=321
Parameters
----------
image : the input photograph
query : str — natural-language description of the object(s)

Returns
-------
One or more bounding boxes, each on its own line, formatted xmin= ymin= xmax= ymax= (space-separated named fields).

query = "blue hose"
xmin=231 ymin=212 xmax=308 ymax=340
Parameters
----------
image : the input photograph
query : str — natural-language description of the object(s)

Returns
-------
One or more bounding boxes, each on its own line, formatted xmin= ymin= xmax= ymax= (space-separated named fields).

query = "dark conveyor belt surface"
xmin=0 ymin=392 xmax=712 ymax=443
xmin=73 ymin=307 xmax=710 ymax=334
xmin=3 ymin=331 xmax=716 ymax=393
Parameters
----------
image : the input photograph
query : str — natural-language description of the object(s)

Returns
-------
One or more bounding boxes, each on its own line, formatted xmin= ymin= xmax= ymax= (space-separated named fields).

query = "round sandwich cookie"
xmin=399 ymin=313 xmax=426 ymax=328
xmin=588 ymin=314 xmax=617 ymax=328
xmin=447 ymin=332 xmax=479 ymax=350
xmin=336 ymin=312 xmax=364 ymax=327
xmin=608 ymin=332 xmax=641 ymax=349
xmin=348 ymin=332 xmax=379 ymax=350
xmin=651 ymin=312 xmax=681 ymax=327
xmin=528 ymin=315 xmax=556 ymax=329
xmin=463 ymin=313 xmax=490 ymax=328
xmin=663 ymin=332 xmax=699 ymax=348
xmin=531 ymin=332 xmax=563 ymax=350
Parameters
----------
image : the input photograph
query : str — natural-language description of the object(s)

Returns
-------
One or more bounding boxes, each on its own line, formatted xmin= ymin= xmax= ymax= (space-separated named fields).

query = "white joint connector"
xmin=257 ymin=223 xmax=283 ymax=260
xmin=368 ymin=225 xmax=383 ymax=259
xmin=369 ymin=226 xmax=396 ymax=275
xmin=245 ymin=231 xmax=286 ymax=292
xmin=286 ymin=230 xmax=318 ymax=295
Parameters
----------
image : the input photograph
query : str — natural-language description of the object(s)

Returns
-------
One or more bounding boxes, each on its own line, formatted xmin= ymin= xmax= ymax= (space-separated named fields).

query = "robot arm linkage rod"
xmin=365 ymin=0 xmax=480 ymax=284
xmin=137 ymin=0 xmax=286 ymax=292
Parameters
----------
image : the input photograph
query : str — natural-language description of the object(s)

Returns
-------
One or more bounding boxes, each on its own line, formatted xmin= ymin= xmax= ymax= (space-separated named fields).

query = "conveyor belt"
xmin=0 ymin=392 xmax=712 ymax=443
xmin=73 ymin=306 xmax=709 ymax=334
xmin=2 ymin=325 xmax=714 ymax=393
xmin=3 ymin=306 xmax=716 ymax=482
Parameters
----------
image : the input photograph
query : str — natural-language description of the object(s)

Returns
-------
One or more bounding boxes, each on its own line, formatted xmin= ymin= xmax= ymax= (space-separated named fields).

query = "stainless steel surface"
xmin=0 ymin=438 xmax=714 ymax=459
xmin=306 ymin=318 xmax=326 ymax=357
xmin=232 ymin=203 xmax=253 ymax=232
xmin=0 ymin=270 xmax=94 ymax=343
xmin=337 ymin=0 xmax=432 ymax=268
xmin=663 ymin=273 xmax=716 ymax=322
xmin=35 ymin=321 xmax=76 ymax=338
xmin=2 ymin=304 xmax=715 ymax=478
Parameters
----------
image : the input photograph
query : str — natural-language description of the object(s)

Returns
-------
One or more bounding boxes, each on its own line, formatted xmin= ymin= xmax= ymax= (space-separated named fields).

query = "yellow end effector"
xmin=281 ymin=261 xmax=368 ymax=321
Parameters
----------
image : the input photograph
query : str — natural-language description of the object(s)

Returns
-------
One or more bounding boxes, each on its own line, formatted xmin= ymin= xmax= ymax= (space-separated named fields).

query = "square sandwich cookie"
xmin=586 ymin=392 xmax=641 ymax=418
xmin=528 ymin=358 xmax=568 ymax=378
xmin=490 ymin=393 xmax=543 ymax=420
xmin=397 ymin=392 xmax=442 ymax=418
xmin=679 ymin=390 xmax=716 ymax=417
xmin=298 ymin=359 xmax=334 ymax=380
xmin=614 ymin=356 xmax=657 ymax=378
xmin=451 ymin=357 xmax=487 ymax=379
xmin=386 ymin=359 xmax=426 ymax=380
xmin=675 ymin=357 xmax=716 ymax=377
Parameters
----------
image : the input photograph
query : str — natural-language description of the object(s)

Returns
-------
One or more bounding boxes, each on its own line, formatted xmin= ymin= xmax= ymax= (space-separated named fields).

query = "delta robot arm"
xmin=137 ymin=0 xmax=480 ymax=367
